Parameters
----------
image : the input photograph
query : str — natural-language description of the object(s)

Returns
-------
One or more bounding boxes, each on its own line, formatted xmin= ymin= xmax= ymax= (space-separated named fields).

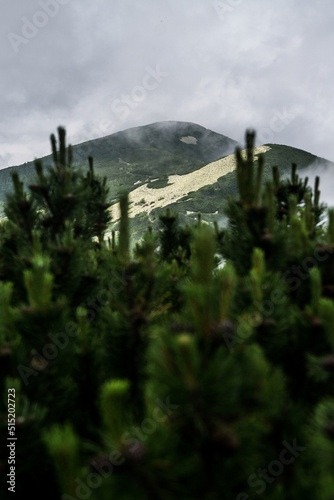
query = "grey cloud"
xmin=1 ymin=0 xmax=334 ymax=169
xmin=302 ymin=160 xmax=334 ymax=210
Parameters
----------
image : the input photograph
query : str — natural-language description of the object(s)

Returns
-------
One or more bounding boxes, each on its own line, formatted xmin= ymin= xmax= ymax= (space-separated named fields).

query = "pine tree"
xmin=1 ymin=127 xmax=334 ymax=500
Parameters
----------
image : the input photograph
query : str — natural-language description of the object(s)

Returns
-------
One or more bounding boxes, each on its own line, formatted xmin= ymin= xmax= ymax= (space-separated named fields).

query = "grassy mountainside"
xmin=0 ymin=121 xmax=238 ymax=218
xmin=115 ymin=142 xmax=334 ymax=241
xmin=0 ymin=122 xmax=333 ymax=243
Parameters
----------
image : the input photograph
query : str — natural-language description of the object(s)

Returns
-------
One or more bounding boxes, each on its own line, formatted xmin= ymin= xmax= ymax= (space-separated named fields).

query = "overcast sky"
xmin=1 ymin=0 xmax=334 ymax=171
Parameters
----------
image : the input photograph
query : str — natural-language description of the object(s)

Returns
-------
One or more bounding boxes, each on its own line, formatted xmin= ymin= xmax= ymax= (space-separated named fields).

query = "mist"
xmin=1 ymin=1 xmax=334 ymax=169
xmin=302 ymin=160 xmax=334 ymax=209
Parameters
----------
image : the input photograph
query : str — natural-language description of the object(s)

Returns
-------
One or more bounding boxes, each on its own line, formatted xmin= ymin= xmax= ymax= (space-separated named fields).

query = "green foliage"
xmin=1 ymin=127 xmax=334 ymax=500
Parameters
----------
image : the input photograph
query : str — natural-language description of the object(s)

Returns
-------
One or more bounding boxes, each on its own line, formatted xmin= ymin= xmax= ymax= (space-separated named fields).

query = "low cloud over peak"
xmin=1 ymin=0 xmax=334 ymax=169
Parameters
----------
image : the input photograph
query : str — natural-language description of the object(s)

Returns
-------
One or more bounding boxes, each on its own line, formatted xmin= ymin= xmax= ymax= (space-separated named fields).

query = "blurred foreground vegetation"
xmin=1 ymin=128 xmax=334 ymax=499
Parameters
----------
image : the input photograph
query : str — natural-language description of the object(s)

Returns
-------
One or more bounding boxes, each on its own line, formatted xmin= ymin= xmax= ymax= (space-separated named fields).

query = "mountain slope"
xmin=111 ymin=145 xmax=271 ymax=220
xmin=0 ymin=121 xmax=238 ymax=217
xmin=1 ymin=121 xmax=333 ymax=243
xmin=108 ymin=140 xmax=334 ymax=241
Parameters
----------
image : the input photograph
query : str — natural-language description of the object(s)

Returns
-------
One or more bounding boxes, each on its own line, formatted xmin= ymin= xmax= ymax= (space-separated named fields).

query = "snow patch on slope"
xmin=180 ymin=136 xmax=197 ymax=145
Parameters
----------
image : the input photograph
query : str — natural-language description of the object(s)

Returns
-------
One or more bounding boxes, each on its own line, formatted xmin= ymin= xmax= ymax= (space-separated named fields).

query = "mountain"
xmin=0 ymin=121 xmax=236 ymax=215
xmin=0 ymin=121 xmax=333 ymax=241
